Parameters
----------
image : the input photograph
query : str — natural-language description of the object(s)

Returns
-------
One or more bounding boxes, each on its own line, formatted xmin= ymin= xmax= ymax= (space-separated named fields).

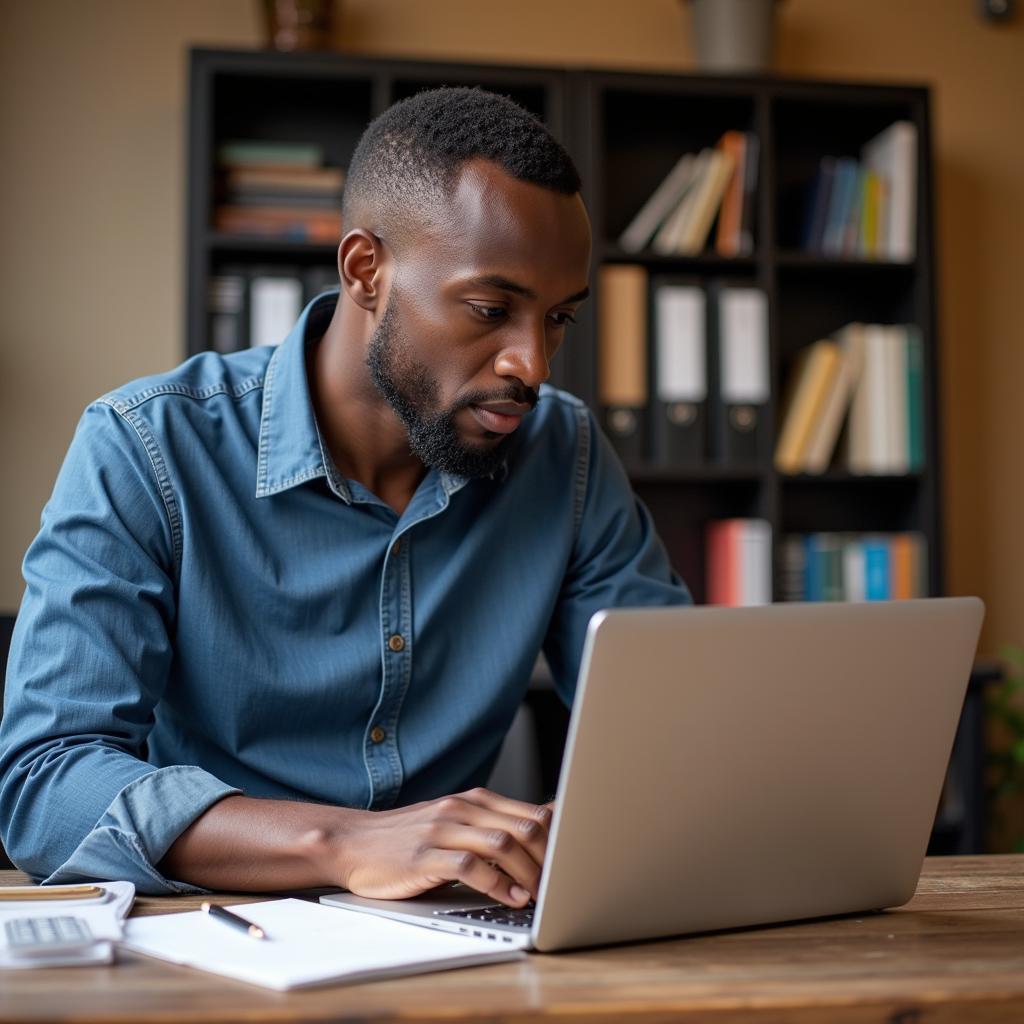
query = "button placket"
xmin=365 ymin=530 xmax=414 ymax=808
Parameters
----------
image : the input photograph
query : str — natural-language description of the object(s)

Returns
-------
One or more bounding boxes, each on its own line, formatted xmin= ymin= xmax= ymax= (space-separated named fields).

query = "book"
xmin=801 ymin=156 xmax=837 ymax=253
xmin=859 ymin=171 xmax=882 ymax=257
xmin=885 ymin=325 xmax=911 ymax=474
xmin=774 ymin=339 xmax=842 ymax=475
xmin=906 ymin=325 xmax=926 ymax=471
xmin=122 ymin=898 xmax=523 ymax=991
xmin=710 ymin=285 xmax=770 ymax=465
xmin=212 ymin=205 xmax=342 ymax=243
xmin=740 ymin=518 xmax=772 ymax=606
xmin=223 ymin=166 xmax=346 ymax=194
xmin=598 ymin=264 xmax=648 ymax=461
xmin=618 ymin=152 xmax=700 ymax=253
xmin=714 ymin=131 xmax=747 ymax=257
xmin=843 ymin=539 xmax=866 ymax=602
xmin=226 ymin=192 xmax=341 ymax=209
xmin=737 ymin=132 xmax=760 ymax=256
xmin=802 ymin=324 xmax=865 ymax=474
xmin=779 ymin=535 xmax=807 ymax=602
xmin=217 ymin=140 xmax=325 ymax=168
xmin=840 ymin=166 xmax=867 ymax=257
xmin=863 ymin=536 xmax=892 ymax=600
xmin=650 ymin=281 xmax=707 ymax=465
xmin=822 ymin=157 xmax=859 ymax=256
xmin=846 ymin=324 xmax=892 ymax=474
xmin=861 ymin=121 xmax=917 ymax=261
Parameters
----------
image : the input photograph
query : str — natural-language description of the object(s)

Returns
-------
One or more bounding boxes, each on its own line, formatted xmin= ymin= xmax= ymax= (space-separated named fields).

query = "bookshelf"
xmin=185 ymin=50 xmax=974 ymax=849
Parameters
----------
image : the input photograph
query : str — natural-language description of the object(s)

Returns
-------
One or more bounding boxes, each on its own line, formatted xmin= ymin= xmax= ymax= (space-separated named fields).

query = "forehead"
xmin=402 ymin=158 xmax=591 ymax=294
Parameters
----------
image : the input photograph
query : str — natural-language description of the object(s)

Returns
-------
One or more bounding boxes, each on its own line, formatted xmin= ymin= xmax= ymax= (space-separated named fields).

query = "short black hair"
xmin=342 ymin=86 xmax=581 ymax=240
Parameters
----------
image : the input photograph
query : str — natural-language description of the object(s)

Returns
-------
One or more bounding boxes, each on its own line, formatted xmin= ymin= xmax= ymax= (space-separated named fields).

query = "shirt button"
xmin=387 ymin=634 xmax=405 ymax=652
xmin=370 ymin=726 xmax=386 ymax=744
xmin=392 ymin=537 xmax=402 ymax=556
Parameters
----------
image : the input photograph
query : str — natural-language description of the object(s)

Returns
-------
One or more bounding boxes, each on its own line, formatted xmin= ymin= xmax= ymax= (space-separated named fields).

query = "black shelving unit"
xmin=185 ymin=49 xmax=973 ymax=848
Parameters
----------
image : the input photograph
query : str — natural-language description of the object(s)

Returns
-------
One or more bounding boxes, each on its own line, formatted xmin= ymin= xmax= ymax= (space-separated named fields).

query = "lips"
xmin=469 ymin=402 xmax=531 ymax=435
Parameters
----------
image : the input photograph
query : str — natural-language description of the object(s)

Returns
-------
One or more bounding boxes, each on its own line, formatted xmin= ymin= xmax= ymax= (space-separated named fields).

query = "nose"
xmin=493 ymin=319 xmax=551 ymax=390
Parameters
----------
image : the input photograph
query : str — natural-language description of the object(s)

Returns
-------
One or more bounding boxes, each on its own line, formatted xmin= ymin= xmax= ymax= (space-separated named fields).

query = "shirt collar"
xmin=254 ymin=287 xmax=510 ymax=500
xmin=255 ymin=289 xmax=340 ymax=500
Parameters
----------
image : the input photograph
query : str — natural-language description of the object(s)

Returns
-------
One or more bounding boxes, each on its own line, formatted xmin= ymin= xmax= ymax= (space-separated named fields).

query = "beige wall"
xmin=1 ymin=0 xmax=1022 ymax=652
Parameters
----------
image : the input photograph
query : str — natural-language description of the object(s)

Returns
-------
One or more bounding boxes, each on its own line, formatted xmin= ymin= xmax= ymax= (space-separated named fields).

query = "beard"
xmin=366 ymin=293 xmax=537 ymax=479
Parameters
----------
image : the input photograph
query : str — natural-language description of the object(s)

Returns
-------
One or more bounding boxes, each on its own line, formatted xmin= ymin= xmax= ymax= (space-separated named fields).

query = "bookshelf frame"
xmin=184 ymin=49 xmax=969 ymax=851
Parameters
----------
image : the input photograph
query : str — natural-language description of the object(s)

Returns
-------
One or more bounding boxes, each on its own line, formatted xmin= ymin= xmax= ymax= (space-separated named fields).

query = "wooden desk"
xmin=2 ymin=856 xmax=1023 ymax=1023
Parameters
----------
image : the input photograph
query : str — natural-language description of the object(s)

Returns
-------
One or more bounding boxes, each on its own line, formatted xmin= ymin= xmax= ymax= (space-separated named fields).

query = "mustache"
xmin=455 ymin=383 xmax=540 ymax=412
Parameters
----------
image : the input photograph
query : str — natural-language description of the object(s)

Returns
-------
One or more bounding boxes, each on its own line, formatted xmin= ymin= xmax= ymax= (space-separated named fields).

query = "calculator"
xmin=3 ymin=915 xmax=95 ymax=958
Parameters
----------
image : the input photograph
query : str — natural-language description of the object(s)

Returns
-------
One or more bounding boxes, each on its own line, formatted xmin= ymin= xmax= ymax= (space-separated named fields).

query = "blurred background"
xmin=0 ymin=0 xmax=1022 ymax=849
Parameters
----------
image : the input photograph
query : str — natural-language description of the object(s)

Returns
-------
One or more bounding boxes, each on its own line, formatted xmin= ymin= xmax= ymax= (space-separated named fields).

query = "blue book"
xmin=801 ymin=157 xmax=837 ymax=253
xmin=822 ymin=157 xmax=859 ymax=256
xmin=805 ymin=534 xmax=823 ymax=601
xmin=864 ymin=538 xmax=892 ymax=600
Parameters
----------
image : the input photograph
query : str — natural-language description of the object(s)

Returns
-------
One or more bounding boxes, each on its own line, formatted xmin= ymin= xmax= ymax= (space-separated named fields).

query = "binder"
xmin=207 ymin=264 xmax=249 ymax=354
xmin=709 ymin=284 xmax=770 ymax=465
xmin=598 ymin=264 xmax=648 ymax=462
xmin=650 ymin=280 xmax=707 ymax=465
xmin=249 ymin=266 xmax=304 ymax=348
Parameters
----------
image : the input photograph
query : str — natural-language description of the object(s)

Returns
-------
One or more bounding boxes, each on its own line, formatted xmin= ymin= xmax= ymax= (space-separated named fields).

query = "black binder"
xmin=708 ymin=282 xmax=770 ymax=466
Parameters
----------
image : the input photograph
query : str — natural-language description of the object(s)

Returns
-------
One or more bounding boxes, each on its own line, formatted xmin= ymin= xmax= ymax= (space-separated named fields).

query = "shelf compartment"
xmin=771 ymin=91 xmax=923 ymax=253
xmin=780 ymin=472 xmax=925 ymax=535
xmin=633 ymin=476 xmax=767 ymax=605
xmin=597 ymin=85 xmax=758 ymax=249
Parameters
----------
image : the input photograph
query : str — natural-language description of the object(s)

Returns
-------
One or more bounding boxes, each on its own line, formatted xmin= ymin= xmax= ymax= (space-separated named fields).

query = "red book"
xmin=706 ymin=519 xmax=743 ymax=606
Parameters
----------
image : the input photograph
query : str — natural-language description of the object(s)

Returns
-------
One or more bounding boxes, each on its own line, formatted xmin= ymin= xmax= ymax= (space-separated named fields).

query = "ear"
xmin=338 ymin=229 xmax=388 ymax=312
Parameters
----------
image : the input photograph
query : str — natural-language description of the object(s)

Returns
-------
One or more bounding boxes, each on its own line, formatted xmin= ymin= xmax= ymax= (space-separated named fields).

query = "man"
xmin=0 ymin=88 xmax=689 ymax=903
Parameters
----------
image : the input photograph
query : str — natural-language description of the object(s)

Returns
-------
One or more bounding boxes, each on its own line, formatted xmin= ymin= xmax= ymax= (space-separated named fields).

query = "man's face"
xmin=366 ymin=159 xmax=592 ymax=478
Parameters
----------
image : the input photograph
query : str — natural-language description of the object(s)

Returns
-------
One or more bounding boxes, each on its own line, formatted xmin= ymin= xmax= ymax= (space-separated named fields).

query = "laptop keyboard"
xmin=436 ymin=901 xmax=536 ymax=928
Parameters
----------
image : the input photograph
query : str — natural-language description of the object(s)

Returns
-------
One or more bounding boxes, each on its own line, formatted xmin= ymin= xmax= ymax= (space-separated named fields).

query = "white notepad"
xmin=122 ymin=898 xmax=524 ymax=990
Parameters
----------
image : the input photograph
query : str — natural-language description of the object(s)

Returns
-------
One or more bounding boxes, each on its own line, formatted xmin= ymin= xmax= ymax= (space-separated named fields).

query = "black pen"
xmin=200 ymin=901 xmax=268 ymax=940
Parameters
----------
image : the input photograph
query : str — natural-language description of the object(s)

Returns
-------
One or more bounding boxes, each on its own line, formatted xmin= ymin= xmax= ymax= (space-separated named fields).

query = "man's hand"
xmin=335 ymin=788 xmax=552 ymax=907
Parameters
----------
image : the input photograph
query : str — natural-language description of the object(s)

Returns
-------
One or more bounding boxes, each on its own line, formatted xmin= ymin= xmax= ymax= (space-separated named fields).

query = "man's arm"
xmin=0 ymin=401 xmax=240 ymax=891
xmin=543 ymin=406 xmax=692 ymax=705
xmin=159 ymin=789 xmax=550 ymax=906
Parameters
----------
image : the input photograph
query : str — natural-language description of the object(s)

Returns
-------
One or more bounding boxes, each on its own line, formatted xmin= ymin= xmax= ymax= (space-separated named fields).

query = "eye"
xmin=468 ymin=304 xmax=508 ymax=322
xmin=549 ymin=311 xmax=578 ymax=327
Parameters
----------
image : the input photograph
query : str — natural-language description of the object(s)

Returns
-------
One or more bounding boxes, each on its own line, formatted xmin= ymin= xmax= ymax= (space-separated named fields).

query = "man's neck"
xmin=306 ymin=305 xmax=426 ymax=516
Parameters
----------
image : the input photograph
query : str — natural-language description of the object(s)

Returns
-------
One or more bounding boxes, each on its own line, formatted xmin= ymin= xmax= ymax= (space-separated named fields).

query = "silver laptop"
xmin=321 ymin=597 xmax=984 ymax=951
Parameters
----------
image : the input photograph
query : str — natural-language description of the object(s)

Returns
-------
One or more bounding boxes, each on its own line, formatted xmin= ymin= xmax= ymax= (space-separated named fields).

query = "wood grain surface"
xmin=1 ymin=856 xmax=1023 ymax=1023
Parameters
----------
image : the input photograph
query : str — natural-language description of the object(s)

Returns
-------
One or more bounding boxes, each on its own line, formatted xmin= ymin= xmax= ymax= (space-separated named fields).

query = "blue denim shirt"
xmin=0 ymin=290 xmax=690 ymax=893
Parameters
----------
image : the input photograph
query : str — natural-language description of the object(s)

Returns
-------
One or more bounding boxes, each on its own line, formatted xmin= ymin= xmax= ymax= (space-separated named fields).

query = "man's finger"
xmin=429 ymin=823 xmax=541 ymax=897
xmin=435 ymin=849 xmax=533 ymax=907
xmin=458 ymin=787 xmax=553 ymax=826
xmin=443 ymin=800 xmax=550 ymax=869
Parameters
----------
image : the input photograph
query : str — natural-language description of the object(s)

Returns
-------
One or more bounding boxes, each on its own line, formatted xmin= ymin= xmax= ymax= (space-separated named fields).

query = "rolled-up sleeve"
xmin=543 ymin=407 xmax=692 ymax=706
xmin=0 ymin=400 xmax=239 ymax=892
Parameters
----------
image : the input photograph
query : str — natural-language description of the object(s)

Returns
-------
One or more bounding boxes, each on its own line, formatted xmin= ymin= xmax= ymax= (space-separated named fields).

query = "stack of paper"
xmin=122 ymin=898 xmax=524 ymax=990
